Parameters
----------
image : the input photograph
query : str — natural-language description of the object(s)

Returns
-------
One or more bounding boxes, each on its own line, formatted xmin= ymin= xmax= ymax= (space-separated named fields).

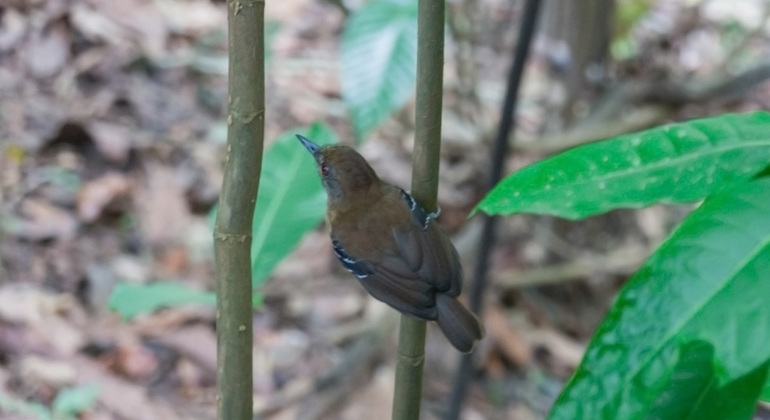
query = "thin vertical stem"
xmin=392 ymin=0 xmax=445 ymax=418
xmin=446 ymin=0 xmax=542 ymax=418
xmin=215 ymin=1 xmax=265 ymax=419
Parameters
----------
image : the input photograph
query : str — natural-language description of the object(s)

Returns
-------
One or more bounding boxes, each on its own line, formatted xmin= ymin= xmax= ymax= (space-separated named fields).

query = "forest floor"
xmin=1 ymin=0 xmax=769 ymax=419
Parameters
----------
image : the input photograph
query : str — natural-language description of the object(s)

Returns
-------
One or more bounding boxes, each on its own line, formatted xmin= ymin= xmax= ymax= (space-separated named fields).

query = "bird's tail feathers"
xmin=435 ymin=294 xmax=484 ymax=353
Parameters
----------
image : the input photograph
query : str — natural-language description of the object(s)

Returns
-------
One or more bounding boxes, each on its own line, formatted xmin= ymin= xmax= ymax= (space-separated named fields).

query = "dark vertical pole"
xmin=446 ymin=0 xmax=542 ymax=418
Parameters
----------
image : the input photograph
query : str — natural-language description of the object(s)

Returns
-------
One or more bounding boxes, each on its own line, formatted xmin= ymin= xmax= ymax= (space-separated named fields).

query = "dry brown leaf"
xmin=90 ymin=0 xmax=168 ymax=60
xmin=338 ymin=367 xmax=394 ymax=420
xmin=131 ymin=305 xmax=215 ymax=336
xmin=156 ymin=0 xmax=225 ymax=35
xmin=112 ymin=340 xmax=160 ymax=381
xmin=0 ymin=322 xmax=52 ymax=357
xmin=76 ymin=172 xmax=132 ymax=222
xmin=266 ymin=0 xmax=313 ymax=21
xmin=134 ymin=164 xmax=190 ymax=246
xmin=484 ymin=351 xmax=507 ymax=379
xmin=71 ymin=355 xmax=182 ymax=420
xmin=86 ymin=121 xmax=134 ymax=163
xmin=110 ymin=255 xmax=151 ymax=284
xmin=485 ymin=305 xmax=532 ymax=367
xmin=159 ymin=325 xmax=217 ymax=375
xmin=10 ymin=198 xmax=78 ymax=240
xmin=25 ymin=23 xmax=69 ymax=78
xmin=264 ymin=329 xmax=310 ymax=373
xmin=272 ymin=231 xmax=333 ymax=279
xmin=506 ymin=405 xmax=539 ymax=420
xmin=0 ymin=285 xmax=86 ymax=356
xmin=176 ymin=357 xmax=206 ymax=397
xmin=308 ymin=291 xmax=364 ymax=325
xmin=35 ymin=0 xmax=69 ymax=23
xmin=156 ymin=245 xmax=189 ymax=277
xmin=528 ymin=328 xmax=586 ymax=373
xmin=0 ymin=8 xmax=27 ymax=52
xmin=18 ymin=355 xmax=77 ymax=388
xmin=70 ymin=3 xmax=132 ymax=47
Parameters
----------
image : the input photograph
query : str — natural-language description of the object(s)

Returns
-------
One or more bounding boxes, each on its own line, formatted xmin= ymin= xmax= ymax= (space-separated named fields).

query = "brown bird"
xmin=297 ymin=134 xmax=484 ymax=352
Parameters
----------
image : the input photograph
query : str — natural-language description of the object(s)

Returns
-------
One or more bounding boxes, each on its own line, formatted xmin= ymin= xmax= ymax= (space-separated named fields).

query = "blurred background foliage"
xmin=1 ymin=0 xmax=770 ymax=418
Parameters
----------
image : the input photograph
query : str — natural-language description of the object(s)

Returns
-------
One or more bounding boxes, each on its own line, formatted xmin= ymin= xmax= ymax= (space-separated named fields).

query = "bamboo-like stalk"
xmin=214 ymin=1 xmax=265 ymax=419
xmin=392 ymin=0 xmax=445 ymax=418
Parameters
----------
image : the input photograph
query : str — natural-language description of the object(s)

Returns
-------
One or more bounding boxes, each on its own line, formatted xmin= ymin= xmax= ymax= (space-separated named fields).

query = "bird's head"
xmin=297 ymin=135 xmax=380 ymax=204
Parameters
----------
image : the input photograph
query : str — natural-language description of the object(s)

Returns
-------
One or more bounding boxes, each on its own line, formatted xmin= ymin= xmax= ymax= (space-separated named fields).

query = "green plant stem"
xmin=392 ymin=0 xmax=444 ymax=418
xmin=214 ymin=1 xmax=265 ymax=419
xmin=393 ymin=316 xmax=427 ymax=419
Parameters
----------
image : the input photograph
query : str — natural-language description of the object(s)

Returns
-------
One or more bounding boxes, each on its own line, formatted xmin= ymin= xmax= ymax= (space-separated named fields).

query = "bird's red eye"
xmin=321 ymin=164 xmax=330 ymax=177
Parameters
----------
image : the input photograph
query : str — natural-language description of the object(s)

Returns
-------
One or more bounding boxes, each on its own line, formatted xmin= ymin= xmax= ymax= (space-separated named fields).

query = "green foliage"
xmin=477 ymin=112 xmax=770 ymax=219
xmin=250 ymin=122 xmax=338 ymax=287
xmin=644 ymin=341 xmax=768 ymax=420
xmin=0 ymin=385 xmax=99 ymax=420
xmin=109 ymin=282 xmax=215 ymax=320
xmin=109 ymin=123 xmax=335 ymax=320
xmin=0 ymin=393 xmax=51 ymax=420
xmin=51 ymin=385 xmax=100 ymax=419
xmin=611 ymin=0 xmax=653 ymax=60
xmin=547 ymin=177 xmax=770 ymax=419
xmin=42 ymin=166 xmax=82 ymax=192
xmin=474 ymin=112 xmax=770 ymax=419
xmin=341 ymin=0 xmax=417 ymax=138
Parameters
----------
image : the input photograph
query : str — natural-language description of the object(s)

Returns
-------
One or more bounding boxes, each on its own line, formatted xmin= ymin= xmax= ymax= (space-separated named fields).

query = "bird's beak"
xmin=296 ymin=134 xmax=321 ymax=155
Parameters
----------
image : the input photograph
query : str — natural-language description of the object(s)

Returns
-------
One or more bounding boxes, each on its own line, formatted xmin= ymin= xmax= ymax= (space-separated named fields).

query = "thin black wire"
xmin=445 ymin=0 xmax=542 ymax=418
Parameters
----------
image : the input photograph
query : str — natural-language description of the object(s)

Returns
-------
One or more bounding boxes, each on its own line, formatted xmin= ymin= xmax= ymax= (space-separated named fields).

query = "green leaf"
xmin=341 ymin=0 xmax=417 ymax=138
xmin=109 ymin=282 xmax=215 ymax=321
xmin=646 ymin=340 xmax=767 ymax=420
xmin=645 ymin=340 xmax=717 ymax=420
xmin=478 ymin=112 xmax=770 ymax=219
xmin=548 ymin=178 xmax=770 ymax=420
xmin=686 ymin=361 xmax=768 ymax=420
xmin=250 ymin=123 xmax=338 ymax=287
xmin=52 ymin=385 xmax=100 ymax=418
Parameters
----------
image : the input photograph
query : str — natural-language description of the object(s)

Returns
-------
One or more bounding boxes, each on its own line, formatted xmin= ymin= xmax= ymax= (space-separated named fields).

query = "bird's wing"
xmin=332 ymin=239 xmax=372 ymax=279
xmin=392 ymin=190 xmax=463 ymax=297
xmin=360 ymin=254 xmax=438 ymax=320
xmin=332 ymin=238 xmax=438 ymax=320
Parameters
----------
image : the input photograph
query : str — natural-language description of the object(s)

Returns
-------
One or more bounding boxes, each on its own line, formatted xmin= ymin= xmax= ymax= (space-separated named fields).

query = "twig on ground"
xmin=494 ymin=243 xmax=651 ymax=290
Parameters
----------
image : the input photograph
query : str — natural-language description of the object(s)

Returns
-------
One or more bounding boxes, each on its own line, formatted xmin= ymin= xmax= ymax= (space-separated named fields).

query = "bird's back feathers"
xmin=331 ymin=184 xmax=466 ymax=323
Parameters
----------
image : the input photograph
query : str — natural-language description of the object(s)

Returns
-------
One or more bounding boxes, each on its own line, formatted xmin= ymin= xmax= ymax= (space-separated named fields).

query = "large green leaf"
xmin=645 ymin=340 xmax=767 ymax=420
xmin=548 ymin=178 xmax=770 ymax=420
xmin=109 ymin=282 xmax=216 ymax=321
xmin=478 ymin=112 xmax=770 ymax=219
xmin=685 ymin=362 xmax=769 ymax=420
xmin=645 ymin=340 xmax=717 ymax=420
xmin=250 ymin=123 xmax=337 ymax=286
xmin=341 ymin=0 xmax=417 ymax=138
